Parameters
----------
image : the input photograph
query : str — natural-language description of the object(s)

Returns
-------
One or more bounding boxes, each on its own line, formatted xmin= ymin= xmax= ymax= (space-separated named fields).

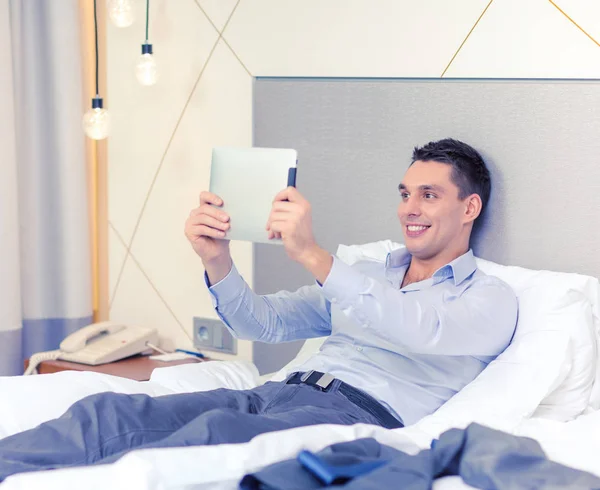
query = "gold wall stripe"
xmin=441 ymin=0 xmax=495 ymax=77
xmin=548 ymin=0 xmax=600 ymax=48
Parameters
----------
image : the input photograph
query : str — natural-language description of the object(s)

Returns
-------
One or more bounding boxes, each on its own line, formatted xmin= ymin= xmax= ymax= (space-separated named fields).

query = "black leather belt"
xmin=286 ymin=370 xmax=403 ymax=429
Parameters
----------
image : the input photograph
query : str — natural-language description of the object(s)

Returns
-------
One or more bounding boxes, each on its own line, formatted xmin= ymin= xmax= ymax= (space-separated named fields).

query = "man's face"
xmin=397 ymin=160 xmax=470 ymax=260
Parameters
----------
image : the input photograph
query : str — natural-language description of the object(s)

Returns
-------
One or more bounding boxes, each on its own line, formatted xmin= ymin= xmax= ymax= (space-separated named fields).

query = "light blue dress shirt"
xmin=207 ymin=247 xmax=518 ymax=426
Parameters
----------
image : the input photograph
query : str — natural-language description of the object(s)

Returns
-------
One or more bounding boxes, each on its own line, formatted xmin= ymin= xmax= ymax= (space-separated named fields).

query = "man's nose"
xmin=403 ymin=197 xmax=421 ymax=217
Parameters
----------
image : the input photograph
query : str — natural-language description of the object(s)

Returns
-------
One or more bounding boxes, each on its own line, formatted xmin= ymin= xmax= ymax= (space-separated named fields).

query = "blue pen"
xmin=175 ymin=348 xmax=206 ymax=359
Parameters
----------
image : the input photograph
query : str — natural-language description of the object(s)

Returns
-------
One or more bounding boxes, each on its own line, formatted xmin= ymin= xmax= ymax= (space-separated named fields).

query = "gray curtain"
xmin=0 ymin=0 xmax=93 ymax=375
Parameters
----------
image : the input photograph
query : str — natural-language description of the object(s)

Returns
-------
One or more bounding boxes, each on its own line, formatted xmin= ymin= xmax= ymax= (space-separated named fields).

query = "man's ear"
xmin=464 ymin=193 xmax=482 ymax=224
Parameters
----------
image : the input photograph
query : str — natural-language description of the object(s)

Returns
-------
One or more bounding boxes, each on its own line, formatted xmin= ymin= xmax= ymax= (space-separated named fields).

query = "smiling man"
xmin=217 ymin=137 xmax=518 ymax=425
xmin=0 ymin=138 xmax=517 ymax=480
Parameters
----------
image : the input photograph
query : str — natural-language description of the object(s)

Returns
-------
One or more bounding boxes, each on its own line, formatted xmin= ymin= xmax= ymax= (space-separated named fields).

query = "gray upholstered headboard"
xmin=251 ymin=78 xmax=600 ymax=374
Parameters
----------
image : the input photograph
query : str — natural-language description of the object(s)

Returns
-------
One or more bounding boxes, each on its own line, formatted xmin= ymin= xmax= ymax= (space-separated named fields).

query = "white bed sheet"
xmin=1 ymin=362 xmax=599 ymax=489
xmin=0 ymin=360 xmax=259 ymax=440
xmin=3 ymin=412 xmax=600 ymax=489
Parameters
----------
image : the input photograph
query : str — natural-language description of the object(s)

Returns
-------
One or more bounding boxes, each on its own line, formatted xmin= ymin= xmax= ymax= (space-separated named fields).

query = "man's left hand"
xmin=266 ymin=187 xmax=333 ymax=284
xmin=266 ymin=187 xmax=318 ymax=263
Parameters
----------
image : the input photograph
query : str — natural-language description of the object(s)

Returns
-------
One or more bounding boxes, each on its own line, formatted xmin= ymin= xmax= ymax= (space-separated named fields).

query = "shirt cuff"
xmin=320 ymin=256 xmax=368 ymax=310
xmin=205 ymin=263 xmax=246 ymax=307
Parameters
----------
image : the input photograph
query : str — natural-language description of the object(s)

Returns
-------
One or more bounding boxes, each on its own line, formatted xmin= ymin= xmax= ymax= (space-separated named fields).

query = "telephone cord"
xmin=24 ymin=350 xmax=63 ymax=376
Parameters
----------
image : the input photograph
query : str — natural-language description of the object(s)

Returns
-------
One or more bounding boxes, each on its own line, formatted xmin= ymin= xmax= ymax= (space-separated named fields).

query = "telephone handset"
xmin=59 ymin=322 xmax=126 ymax=353
xmin=59 ymin=321 xmax=159 ymax=365
xmin=24 ymin=322 xmax=159 ymax=375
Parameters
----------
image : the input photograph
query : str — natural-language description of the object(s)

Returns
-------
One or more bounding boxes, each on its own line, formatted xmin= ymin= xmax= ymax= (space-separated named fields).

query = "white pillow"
xmin=584 ymin=286 xmax=600 ymax=410
xmin=476 ymin=257 xmax=598 ymax=418
xmin=533 ymin=292 xmax=593 ymax=420
xmin=271 ymin=241 xmax=599 ymax=423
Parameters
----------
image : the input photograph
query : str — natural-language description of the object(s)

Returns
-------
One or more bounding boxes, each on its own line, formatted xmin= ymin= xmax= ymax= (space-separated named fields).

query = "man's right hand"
xmin=185 ymin=192 xmax=232 ymax=283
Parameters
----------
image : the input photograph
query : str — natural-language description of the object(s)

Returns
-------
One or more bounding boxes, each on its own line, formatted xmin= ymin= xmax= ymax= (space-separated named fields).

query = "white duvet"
xmin=1 ymin=361 xmax=600 ymax=490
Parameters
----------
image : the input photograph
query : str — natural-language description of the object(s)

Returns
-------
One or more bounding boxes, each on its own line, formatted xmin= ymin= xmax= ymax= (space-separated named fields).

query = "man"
xmin=0 ymin=138 xmax=517 ymax=480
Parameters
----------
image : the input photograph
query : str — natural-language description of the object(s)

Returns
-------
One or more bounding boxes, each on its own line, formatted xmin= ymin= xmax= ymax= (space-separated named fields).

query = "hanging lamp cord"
xmin=145 ymin=0 xmax=150 ymax=43
xmin=93 ymin=0 xmax=99 ymax=96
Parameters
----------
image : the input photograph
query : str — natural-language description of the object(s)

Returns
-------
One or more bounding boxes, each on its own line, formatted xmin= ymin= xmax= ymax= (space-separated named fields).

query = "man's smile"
xmin=406 ymin=224 xmax=431 ymax=237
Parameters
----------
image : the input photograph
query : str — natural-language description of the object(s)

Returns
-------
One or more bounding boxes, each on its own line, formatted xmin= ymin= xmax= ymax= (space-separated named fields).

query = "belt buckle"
xmin=300 ymin=371 xmax=335 ymax=391
xmin=315 ymin=373 xmax=335 ymax=391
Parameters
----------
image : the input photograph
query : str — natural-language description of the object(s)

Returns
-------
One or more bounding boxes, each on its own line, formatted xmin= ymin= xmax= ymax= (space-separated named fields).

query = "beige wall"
xmin=107 ymin=0 xmax=600 ymax=359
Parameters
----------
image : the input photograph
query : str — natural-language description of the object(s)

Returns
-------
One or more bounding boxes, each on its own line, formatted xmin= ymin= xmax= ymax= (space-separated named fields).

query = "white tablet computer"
xmin=209 ymin=147 xmax=297 ymax=244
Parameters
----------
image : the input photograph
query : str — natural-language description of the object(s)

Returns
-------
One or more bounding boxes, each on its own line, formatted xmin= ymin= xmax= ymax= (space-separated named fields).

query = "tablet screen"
xmin=209 ymin=147 xmax=297 ymax=244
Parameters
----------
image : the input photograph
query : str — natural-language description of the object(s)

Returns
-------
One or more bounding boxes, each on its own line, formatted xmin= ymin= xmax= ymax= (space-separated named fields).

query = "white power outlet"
xmin=193 ymin=317 xmax=237 ymax=354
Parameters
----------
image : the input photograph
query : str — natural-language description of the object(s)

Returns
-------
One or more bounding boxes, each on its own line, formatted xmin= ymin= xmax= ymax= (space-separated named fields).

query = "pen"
xmin=175 ymin=348 xmax=206 ymax=359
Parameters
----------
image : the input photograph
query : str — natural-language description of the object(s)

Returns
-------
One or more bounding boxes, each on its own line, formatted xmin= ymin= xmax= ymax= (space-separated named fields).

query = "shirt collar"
xmin=385 ymin=248 xmax=476 ymax=286
xmin=385 ymin=247 xmax=412 ymax=269
xmin=436 ymin=250 xmax=477 ymax=285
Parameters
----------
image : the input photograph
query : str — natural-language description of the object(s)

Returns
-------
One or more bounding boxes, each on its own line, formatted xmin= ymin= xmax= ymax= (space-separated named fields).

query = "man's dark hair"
xmin=411 ymin=138 xmax=491 ymax=215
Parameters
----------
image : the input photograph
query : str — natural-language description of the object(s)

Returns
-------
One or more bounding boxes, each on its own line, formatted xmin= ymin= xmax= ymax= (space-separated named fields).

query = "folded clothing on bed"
xmin=240 ymin=423 xmax=600 ymax=490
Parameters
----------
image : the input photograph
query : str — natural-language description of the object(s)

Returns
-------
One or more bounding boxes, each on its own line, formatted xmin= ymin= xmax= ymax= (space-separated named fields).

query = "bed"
xmin=3 ymin=77 xmax=600 ymax=488
xmin=1 ymin=240 xmax=599 ymax=489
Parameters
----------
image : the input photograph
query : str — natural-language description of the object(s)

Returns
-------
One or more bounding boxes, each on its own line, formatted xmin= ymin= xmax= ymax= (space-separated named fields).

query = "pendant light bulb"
xmin=135 ymin=43 xmax=157 ymax=86
xmin=108 ymin=0 xmax=134 ymax=28
xmin=82 ymin=97 xmax=110 ymax=140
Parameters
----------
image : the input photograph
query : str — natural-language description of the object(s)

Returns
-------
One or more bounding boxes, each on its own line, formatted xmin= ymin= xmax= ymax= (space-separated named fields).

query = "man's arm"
xmin=318 ymin=257 xmax=517 ymax=356
xmin=185 ymin=190 xmax=331 ymax=343
xmin=264 ymin=186 xmax=516 ymax=356
xmin=207 ymin=263 xmax=332 ymax=343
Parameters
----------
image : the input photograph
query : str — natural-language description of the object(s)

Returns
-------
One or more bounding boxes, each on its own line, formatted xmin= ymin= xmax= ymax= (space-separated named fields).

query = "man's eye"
xmin=400 ymin=192 xmax=409 ymax=199
xmin=424 ymin=193 xmax=436 ymax=199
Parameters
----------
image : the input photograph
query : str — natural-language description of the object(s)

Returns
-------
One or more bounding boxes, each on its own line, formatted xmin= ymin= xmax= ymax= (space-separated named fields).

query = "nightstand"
xmin=24 ymin=351 xmax=208 ymax=381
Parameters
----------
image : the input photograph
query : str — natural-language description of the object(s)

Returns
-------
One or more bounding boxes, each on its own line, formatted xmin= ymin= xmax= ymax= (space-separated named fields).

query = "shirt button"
xmin=331 ymin=298 xmax=338 ymax=304
xmin=362 ymin=323 xmax=369 ymax=328
xmin=355 ymin=346 xmax=363 ymax=352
